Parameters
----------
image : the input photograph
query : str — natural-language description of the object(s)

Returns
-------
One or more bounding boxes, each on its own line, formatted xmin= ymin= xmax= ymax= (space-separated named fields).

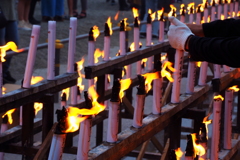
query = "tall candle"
xmin=134 ymin=17 xmax=141 ymax=75
xmin=218 ymin=0 xmax=223 ymax=19
xmin=230 ymin=0 xmax=234 ymax=17
xmin=224 ymin=89 xmax=233 ymax=149
xmin=153 ymin=61 xmax=162 ymax=114
xmin=23 ymin=25 xmax=41 ymax=88
xmin=146 ymin=13 xmax=153 ymax=71
xmin=47 ymin=21 xmax=56 ymax=80
xmin=0 ymin=116 xmax=8 ymax=160
xmin=211 ymin=97 xmax=222 ymax=160
xmin=235 ymin=0 xmax=239 ymax=14
xmin=67 ymin=17 xmax=77 ymax=73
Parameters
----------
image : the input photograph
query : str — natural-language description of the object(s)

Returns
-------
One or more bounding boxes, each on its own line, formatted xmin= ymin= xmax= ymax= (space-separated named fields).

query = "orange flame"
xmin=191 ymin=133 xmax=206 ymax=157
xmin=107 ymin=74 xmax=111 ymax=83
xmin=229 ymin=85 xmax=240 ymax=92
xmin=221 ymin=14 xmax=225 ymax=20
xmin=157 ymin=8 xmax=164 ymax=20
xmin=161 ymin=54 xmax=167 ymax=62
xmin=180 ymin=4 xmax=185 ymax=15
xmin=34 ymin=102 xmax=43 ymax=116
xmin=142 ymin=72 xmax=160 ymax=93
xmin=31 ymin=76 xmax=44 ymax=85
xmin=175 ymin=148 xmax=183 ymax=160
xmin=196 ymin=62 xmax=201 ymax=67
xmin=202 ymin=116 xmax=212 ymax=139
xmin=188 ymin=2 xmax=195 ymax=14
xmin=61 ymin=88 xmax=70 ymax=100
xmin=94 ymin=48 xmax=104 ymax=63
xmin=148 ymin=9 xmax=156 ymax=22
xmin=168 ymin=5 xmax=177 ymax=17
xmin=64 ymin=113 xmax=88 ymax=133
xmin=214 ymin=95 xmax=224 ymax=101
xmin=141 ymin=58 xmax=147 ymax=68
xmin=202 ymin=0 xmax=208 ymax=8
xmin=207 ymin=16 xmax=211 ymax=22
xmin=92 ymin=25 xmax=100 ymax=40
xmin=129 ymin=42 xmax=135 ymax=52
xmin=238 ymin=11 xmax=240 ymax=17
xmin=114 ymin=11 xmax=119 ymax=21
xmin=106 ymin=17 xmax=113 ymax=35
xmin=161 ymin=61 xmax=176 ymax=82
xmin=2 ymin=87 xmax=6 ymax=95
xmin=2 ymin=108 xmax=16 ymax=124
xmin=0 ymin=41 xmax=23 ymax=62
xmin=232 ymin=12 xmax=236 ymax=18
xmin=132 ymin=7 xmax=139 ymax=18
xmin=76 ymin=58 xmax=85 ymax=93
xmin=119 ymin=78 xmax=131 ymax=101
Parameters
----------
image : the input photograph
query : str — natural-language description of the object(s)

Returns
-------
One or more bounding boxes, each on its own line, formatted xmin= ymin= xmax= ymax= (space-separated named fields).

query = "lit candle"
xmin=211 ymin=95 xmax=223 ymax=160
xmin=146 ymin=10 xmax=153 ymax=71
xmin=158 ymin=8 xmax=164 ymax=42
xmin=70 ymin=63 xmax=78 ymax=105
xmin=47 ymin=21 xmax=56 ymax=80
xmin=235 ymin=0 xmax=239 ymax=14
xmin=218 ymin=0 xmax=223 ymax=19
xmin=67 ymin=17 xmax=77 ymax=73
xmin=134 ymin=17 xmax=141 ymax=75
xmin=23 ymin=25 xmax=41 ymax=88
xmin=224 ymin=88 xmax=234 ymax=149
xmin=119 ymin=19 xmax=126 ymax=56
xmin=230 ymin=0 xmax=234 ymax=17
xmin=133 ymin=75 xmax=146 ymax=128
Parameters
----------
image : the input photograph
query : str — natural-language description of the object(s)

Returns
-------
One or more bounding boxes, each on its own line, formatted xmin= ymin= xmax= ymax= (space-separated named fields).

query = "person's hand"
xmin=167 ymin=16 xmax=194 ymax=51
xmin=186 ymin=23 xmax=204 ymax=37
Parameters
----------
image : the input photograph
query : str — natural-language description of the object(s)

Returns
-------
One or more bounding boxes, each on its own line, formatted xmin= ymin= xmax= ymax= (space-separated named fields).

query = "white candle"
xmin=77 ymin=118 xmax=92 ymax=160
xmin=23 ymin=25 xmax=41 ymax=88
xmin=132 ymin=94 xmax=145 ymax=128
xmin=48 ymin=134 xmax=66 ymax=160
xmin=171 ymin=49 xmax=183 ymax=103
xmin=47 ymin=21 xmax=56 ymax=80
xmin=224 ymin=89 xmax=233 ymax=149
xmin=211 ymin=98 xmax=222 ymax=160
xmin=0 ymin=118 xmax=8 ymax=160
xmin=152 ymin=78 xmax=163 ymax=114
xmin=107 ymin=101 xmax=120 ymax=142
xmin=67 ymin=17 xmax=77 ymax=73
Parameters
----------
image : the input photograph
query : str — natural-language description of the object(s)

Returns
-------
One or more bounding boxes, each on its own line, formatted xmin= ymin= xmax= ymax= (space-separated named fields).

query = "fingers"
xmin=168 ymin=16 xmax=184 ymax=26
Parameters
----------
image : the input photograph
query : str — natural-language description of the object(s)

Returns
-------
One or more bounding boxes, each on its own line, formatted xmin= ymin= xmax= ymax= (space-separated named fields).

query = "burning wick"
xmin=2 ymin=108 xmax=16 ymax=125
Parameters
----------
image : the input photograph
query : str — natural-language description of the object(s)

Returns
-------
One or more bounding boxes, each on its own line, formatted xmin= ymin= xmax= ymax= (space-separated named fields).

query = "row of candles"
xmin=1 ymin=0 xmax=240 ymax=159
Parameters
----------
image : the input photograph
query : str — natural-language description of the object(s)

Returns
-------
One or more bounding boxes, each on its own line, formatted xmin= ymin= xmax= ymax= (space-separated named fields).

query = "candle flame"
xmin=132 ymin=7 xmax=139 ymax=18
xmin=76 ymin=58 xmax=85 ymax=93
xmin=0 ymin=41 xmax=23 ymax=62
xmin=214 ymin=95 xmax=224 ymax=101
xmin=202 ymin=116 xmax=212 ymax=139
xmin=142 ymin=72 xmax=160 ymax=93
xmin=237 ymin=11 xmax=240 ymax=17
xmin=161 ymin=54 xmax=167 ymax=62
xmin=119 ymin=78 xmax=131 ymax=101
xmin=229 ymin=85 xmax=239 ymax=92
xmin=129 ymin=42 xmax=135 ymax=52
xmin=202 ymin=0 xmax=208 ymax=8
xmin=187 ymin=2 xmax=195 ymax=14
xmin=180 ymin=4 xmax=185 ymax=15
xmin=221 ymin=14 xmax=225 ymax=20
xmin=148 ymin=9 xmax=156 ymax=22
xmin=141 ymin=58 xmax=147 ymax=69
xmin=191 ymin=133 xmax=206 ymax=157
xmin=34 ymin=102 xmax=43 ymax=116
xmin=92 ymin=25 xmax=100 ymax=40
xmin=94 ymin=48 xmax=104 ymax=63
xmin=232 ymin=12 xmax=236 ymax=18
xmin=31 ymin=76 xmax=44 ymax=85
xmin=196 ymin=62 xmax=201 ymax=67
xmin=114 ymin=11 xmax=119 ymax=21
xmin=175 ymin=148 xmax=183 ymax=160
xmin=168 ymin=5 xmax=177 ymax=17
xmin=2 ymin=87 xmax=6 ymax=95
xmin=106 ymin=17 xmax=113 ymax=35
xmin=196 ymin=4 xmax=204 ymax=13
xmin=161 ymin=61 xmax=176 ymax=82
xmin=157 ymin=8 xmax=164 ymax=21
xmin=61 ymin=88 xmax=70 ymax=101
xmin=2 ymin=108 xmax=16 ymax=124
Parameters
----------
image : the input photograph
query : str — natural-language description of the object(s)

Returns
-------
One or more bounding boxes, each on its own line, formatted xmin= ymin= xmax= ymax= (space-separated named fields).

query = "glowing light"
xmin=2 ymin=109 xmax=16 ymax=124
xmin=61 ymin=88 xmax=70 ymax=101
xmin=92 ymin=25 xmax=100 ymax=40
xmin=157 ymin=8 xmax=164 ymax=21
xmin=175 ymin=148 xmax=183 ymax=160
xmin=76 ymin=58 xmax=85 ymax=93
xmin=31 ymin=76 xmax=44 ymax=85
xmin=94 ymin=48 xmax=104 ymax=63
xmin=202 ymin=116 xmax=212 ymax=139
xmin=106 ymin=17 xmax=113 ymax=35
xmin=119 ymin=78 xmax=131 ymax=101
xmin=129 ymin=42 xmax=135 ymax=52
xmin=161 ymin=61 xmax=176 ymax=82
xmin=188 ymin=2 xmax=195 ymax=14
xmin=132 ymin=7 xmax=139 ymax=18
xmin=34 ymin=102 xmax=43 ymax=116
xmin=161 ymin=54 xmax=167 ymax=62
xmin=114 ymin=11 xmax=119 ymax=21
xmin=180 ymin=4 xmax=186 ymax=15
xmin=142 ymin=72 xmax=160 ymax=93
xmin=221 ymin=14 xmax=225 ymax=20
xmin=2 ymin=87 xmax=6 ymax=95
xmin=214 ymin=95 xmax=224 ymax=101
xmin=0 ymin=41 xmax=23 ymax=62
xmin=196 ymin=62 xmax=201 ymax=67
xmin=229 ymin=85 xmax=239 ymax=92
xmin=168 ymin=5 xmax=177 ymax=17
xmin=191 ymin=133 xmax=206 ymax=157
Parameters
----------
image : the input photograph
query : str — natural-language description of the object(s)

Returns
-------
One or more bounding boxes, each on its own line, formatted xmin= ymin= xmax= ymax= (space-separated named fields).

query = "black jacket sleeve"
xmin=203 ymin=18 xmax=240 ymax=37
xmin=188 ymin=36 xmax=240 ymax=68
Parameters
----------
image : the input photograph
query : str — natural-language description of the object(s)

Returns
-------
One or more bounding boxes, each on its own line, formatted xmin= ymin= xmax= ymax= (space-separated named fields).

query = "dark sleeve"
xmin=203 ymin=18 xmax=240 ymax=37
xmin=188 ymin=36 xmax=240 ymax=68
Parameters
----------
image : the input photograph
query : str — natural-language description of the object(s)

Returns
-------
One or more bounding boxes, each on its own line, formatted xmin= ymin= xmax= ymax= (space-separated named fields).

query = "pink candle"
xmin=119 ymin=19 xmax=126 ymax=56
xmin=67 ymin=17 xmax=77 ymax=73
xmin=230 ymin=0 xmax=234 ymax=17
xmin=23 ymin=25 xmax=41 ymax=88
xmin=146 ymin=13 xmax=153 ymax=71
xmin=133 ymin=94 xmax=145 ymax=128
xmin=134 ymin=17 xmax=141 ymax=75
xmin=47 ymin=21 xmax=56 ymax=80
xmin=218 ymin=0 xmax=223 ymax=19
xmin=0 ymin=116 xmax=8 ymax=160
xmin=211 ymin=96 xmax=223 ymax=160
xmin=235 ymin=0 xmax=239 ymax=14
xmin=153 ymin=78 xmax=163 ymax=114
xmin=224 ymin=89 xmax=233 ymax=149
